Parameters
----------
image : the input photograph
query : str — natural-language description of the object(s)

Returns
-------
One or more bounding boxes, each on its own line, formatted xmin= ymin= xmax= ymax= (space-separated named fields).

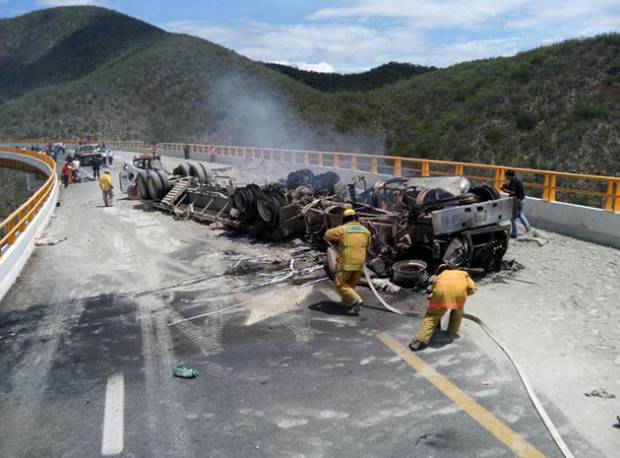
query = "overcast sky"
xmin=1 ymin=1 xmax=619 ymax=72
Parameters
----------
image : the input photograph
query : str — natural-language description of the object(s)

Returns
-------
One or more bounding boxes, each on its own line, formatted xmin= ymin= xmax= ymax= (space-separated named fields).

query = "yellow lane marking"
xmin=377 ymin=333 xmax=545 ymax=458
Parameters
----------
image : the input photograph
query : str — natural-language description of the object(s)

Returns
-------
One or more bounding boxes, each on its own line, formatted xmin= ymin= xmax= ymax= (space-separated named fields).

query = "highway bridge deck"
xmin=0 ymin=152 xmax=618 ymax=457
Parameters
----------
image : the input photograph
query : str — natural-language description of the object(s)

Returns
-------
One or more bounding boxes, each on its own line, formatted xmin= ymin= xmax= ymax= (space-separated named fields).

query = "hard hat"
xmin=103 ymin=169 xmax=110 ymax=174
xmin=343 ymin=208 xmax=356 ymax=217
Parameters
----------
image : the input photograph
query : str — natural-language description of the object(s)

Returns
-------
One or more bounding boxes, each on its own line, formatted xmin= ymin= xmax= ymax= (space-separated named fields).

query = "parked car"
xmin=76 ymin=144 xmax=102 ymax=167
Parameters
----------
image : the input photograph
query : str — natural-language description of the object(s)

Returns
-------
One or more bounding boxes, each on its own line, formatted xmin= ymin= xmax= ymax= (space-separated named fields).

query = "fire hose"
xmin=363 ymin=266 xmax=575 ymax=458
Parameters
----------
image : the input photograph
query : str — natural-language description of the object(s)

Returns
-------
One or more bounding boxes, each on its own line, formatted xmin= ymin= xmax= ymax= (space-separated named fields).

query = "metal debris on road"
xmin=35 ymin=235 xmax=67 ymax=246
xmin=173 ymin=364 xmax=200 ymax=378
xmin=584 ymin=389 xmax=615 ymax=399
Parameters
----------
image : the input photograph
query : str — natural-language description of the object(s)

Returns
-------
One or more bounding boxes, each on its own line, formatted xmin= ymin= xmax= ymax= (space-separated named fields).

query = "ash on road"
xmin=0 ymin=153 xmax=616 ymax=457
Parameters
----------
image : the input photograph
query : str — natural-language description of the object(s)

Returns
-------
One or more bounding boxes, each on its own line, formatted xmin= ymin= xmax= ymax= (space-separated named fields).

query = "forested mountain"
xmin=0 ymin=6 xmax=618 ymax=176
xmin=263 ymin=62 xmax=436 ymax=92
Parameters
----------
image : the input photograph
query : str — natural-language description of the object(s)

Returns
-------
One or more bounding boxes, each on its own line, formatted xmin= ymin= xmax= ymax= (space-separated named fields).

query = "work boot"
xmin=445 ymin=332 xmax=460 ymax=340
xmin=408 ymin=340 xmax=427 ymax=352
xmin=351 ymin=300 xmax=362 ymax=315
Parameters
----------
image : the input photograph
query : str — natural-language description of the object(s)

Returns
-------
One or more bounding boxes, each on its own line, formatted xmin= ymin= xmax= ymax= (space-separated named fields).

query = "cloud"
xmin=273 ymin=61 xmax=335 ymax=73
xmin=166 ymin=20 xmax=426 ymax=72
xmin=166 ymin=1 xmax=620 ymax=71
xmin=308 ymin=0 xmax=530 ymax=28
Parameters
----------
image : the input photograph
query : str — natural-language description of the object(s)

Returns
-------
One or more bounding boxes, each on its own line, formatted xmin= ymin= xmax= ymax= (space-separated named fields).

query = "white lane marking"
xmin=101 ymin=372 xmax=124 ymax=456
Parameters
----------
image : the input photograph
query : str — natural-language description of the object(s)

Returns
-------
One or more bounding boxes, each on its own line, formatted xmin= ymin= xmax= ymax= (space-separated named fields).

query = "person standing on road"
xmin=324 ymin=208 xmax=371 ymax=315
xmin=183 ymin=144 xmax=191 ymax=160
xmin=92 ymin=155 xmax=101 ymax=180
xmin=501 ymin=169 xmax=530 ymax=238
xmin=99 ymin=169 xmax=114 ymax=207
xmin=409 ymin=264 xmax=476 ymax=351
xmin=61 ymin=160 xmax=73 ymax=188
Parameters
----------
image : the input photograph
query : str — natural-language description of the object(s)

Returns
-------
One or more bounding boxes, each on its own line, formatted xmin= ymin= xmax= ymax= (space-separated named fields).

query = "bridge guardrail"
xmin=104 ymin=141 xmax=620 ymax=213
xmin=0 ymin=147 xmax=57 ymax=259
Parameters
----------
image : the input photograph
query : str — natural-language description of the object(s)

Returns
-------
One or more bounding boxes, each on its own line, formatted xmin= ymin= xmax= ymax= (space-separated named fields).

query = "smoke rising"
xmin=206 ymin=71 xmax=384 ymax=154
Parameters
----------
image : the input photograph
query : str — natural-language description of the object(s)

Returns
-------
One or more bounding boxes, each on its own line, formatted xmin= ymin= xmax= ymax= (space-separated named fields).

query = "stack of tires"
xmin=172 ymin=161 xmax=213 ymax=184
xmin=285 ymin=169 xmax=342 ymax=195
xmin=135 ymin=169 xmax=172 ymax=201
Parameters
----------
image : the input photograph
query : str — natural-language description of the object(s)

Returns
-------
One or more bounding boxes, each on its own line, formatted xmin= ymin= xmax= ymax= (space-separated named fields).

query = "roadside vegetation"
xmin=0 ymin=6 xmax=618 ymax=177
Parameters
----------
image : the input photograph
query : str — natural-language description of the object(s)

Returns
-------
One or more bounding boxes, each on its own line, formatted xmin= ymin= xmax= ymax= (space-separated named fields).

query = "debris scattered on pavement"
xmin=613 ymin=416 xmax=620 ymax=429
xmin=477 ymin=256 xmax=525 ymax=285
xmin=515 ymin=228 xmax=550 ymax=246
xmin=173 ymin=364 xmax=200 ymax=378
xmin=371 ymin=278 xmax=401 ymax=293
xmin=584 ymin=388 xmax=615 ymax=399
xmin=480 ymin=379 xmax=490 ymax=385
xmin=35 ymin=235 xmax=67 ymax=246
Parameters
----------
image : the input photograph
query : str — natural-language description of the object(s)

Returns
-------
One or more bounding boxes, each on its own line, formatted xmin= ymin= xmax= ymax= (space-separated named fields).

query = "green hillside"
xmin=263 ymin=62 xmax=436 ymax=92
xmin=0 ymin=6 xmax=618 ymax=177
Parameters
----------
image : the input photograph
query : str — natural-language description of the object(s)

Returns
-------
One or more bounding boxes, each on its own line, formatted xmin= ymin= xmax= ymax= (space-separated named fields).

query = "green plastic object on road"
xmin=173 ymin=363 xmax=200 ymax=378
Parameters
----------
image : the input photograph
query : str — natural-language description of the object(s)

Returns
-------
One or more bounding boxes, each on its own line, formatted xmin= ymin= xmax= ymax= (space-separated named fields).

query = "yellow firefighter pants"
xmin=334 ymin=270 xmax=363 ymax=306
xmin=415 ymin=307 xmax=464 ymax=343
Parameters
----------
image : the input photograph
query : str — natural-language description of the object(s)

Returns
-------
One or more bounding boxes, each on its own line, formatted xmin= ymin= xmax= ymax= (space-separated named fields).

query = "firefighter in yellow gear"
xmin=324 ymin=208 xmax=371 ymax=314
xmin=99 ymin=169 xmax=114 ymax=207
xmin=409 ymin=264 xmax=476 ymax=351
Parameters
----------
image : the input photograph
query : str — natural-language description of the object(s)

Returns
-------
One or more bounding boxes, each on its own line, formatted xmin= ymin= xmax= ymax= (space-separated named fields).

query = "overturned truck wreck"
xmin=120 ymin=155 xmax=515 ymax=277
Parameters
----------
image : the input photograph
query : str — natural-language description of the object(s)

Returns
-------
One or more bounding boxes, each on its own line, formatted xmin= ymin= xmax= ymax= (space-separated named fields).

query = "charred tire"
xmin=471 ymin=185 xmax=500 ymax=202
xmin=173 ymin=162 xmax=191 ymax=177
xmin=314 ymin=171 xmax=341 ymax=193
xmin=233 ymin=187 xmax=256 ymax=221
xmin=257 ymin=195 xmax=280 ymax=227
xmin=135 ymin=171 xmax=149 ymax=200
xmin=233 ymin=189 xmax=249 ymax=213
xmin=286 ymin=169 xmax=314 ymax=189
xmin=146 ymin=170 xmax=165 ymax=201
xmin=188 ymin=162 xmax=207 ymax=183
xmin=155 ymin=169 xmax=172 ymax=195
xmin=199 ymin=163 xmax=214 ymax=184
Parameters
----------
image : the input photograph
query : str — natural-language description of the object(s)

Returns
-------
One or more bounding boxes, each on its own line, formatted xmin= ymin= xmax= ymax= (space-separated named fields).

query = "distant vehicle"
xmin=75 ymin=144 xmax=102 ymax=167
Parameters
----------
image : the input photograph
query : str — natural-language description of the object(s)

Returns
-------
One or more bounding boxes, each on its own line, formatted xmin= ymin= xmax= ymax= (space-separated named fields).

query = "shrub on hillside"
xmin=485 ymin=127 xmax=506 ymax=144
xmin=573 ymin=104 xmax=609 ymax=120
xmin=515 ymin=110 xmax=540 ymax=130
xmin=510 ymin=63 xmax=534 ymax=82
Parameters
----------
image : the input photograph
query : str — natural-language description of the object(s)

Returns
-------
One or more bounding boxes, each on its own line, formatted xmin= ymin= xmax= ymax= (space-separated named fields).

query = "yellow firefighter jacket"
xmin=99 ymin=173 xmax=113 ymax=192
xmin=324 ymin=222 xmax=371 ymax=272
xmin=428 ymin=269 xmax=476 ymax=310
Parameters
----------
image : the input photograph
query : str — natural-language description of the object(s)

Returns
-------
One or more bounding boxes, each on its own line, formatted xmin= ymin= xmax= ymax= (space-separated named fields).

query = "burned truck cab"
xmin=347 ymin=176 xmax=513 ymax=273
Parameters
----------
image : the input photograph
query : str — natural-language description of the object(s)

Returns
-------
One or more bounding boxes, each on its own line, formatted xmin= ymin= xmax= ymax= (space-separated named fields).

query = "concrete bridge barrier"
xmin=47 ymin=141 xmax=620 ymax=249
xmin=0 ymin=148 xmax=58 ymax=301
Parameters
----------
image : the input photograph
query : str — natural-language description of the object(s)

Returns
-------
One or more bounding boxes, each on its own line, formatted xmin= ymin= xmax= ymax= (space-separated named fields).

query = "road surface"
xmin=0 ymin=153 xmax=616 ymax=457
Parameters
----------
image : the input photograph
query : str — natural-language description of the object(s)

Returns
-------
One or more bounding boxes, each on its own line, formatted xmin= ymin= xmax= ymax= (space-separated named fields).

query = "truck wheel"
xmin=136 ymin=171 xmax=149 ymax=199
xmin=155 ymin=169 xmax=172 ymax=195
xmin=188 ymin=162 xmax=206 ymax=183
xmin=173 ymin=163 xmax=191 ymax=177
xmin=471 ymin=185 xmax=500 ymax=202
xmin=146 ymin=170 xmax=164 ymax=201
xmin=199 ymin=163 xmax=214 ymax=184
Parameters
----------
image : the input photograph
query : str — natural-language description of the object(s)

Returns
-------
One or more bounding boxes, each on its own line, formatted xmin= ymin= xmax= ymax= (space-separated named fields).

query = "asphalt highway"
xmin=0 ymin=156 xmax=604 ymax=457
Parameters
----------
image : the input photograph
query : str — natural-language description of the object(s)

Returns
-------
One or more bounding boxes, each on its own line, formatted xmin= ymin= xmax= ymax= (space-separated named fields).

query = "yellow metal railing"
xmin=0 ymin=147 xmax=57 ymax=258
xmin=33 ymin=140 xmax=620 ymax=214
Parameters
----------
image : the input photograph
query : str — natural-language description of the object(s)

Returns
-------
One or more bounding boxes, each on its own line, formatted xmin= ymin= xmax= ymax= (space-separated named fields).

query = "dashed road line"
xmin=376 ymin=332 xmax=545 ymax=458
xmin=101 ymin=372 xmax=124 ymax=456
